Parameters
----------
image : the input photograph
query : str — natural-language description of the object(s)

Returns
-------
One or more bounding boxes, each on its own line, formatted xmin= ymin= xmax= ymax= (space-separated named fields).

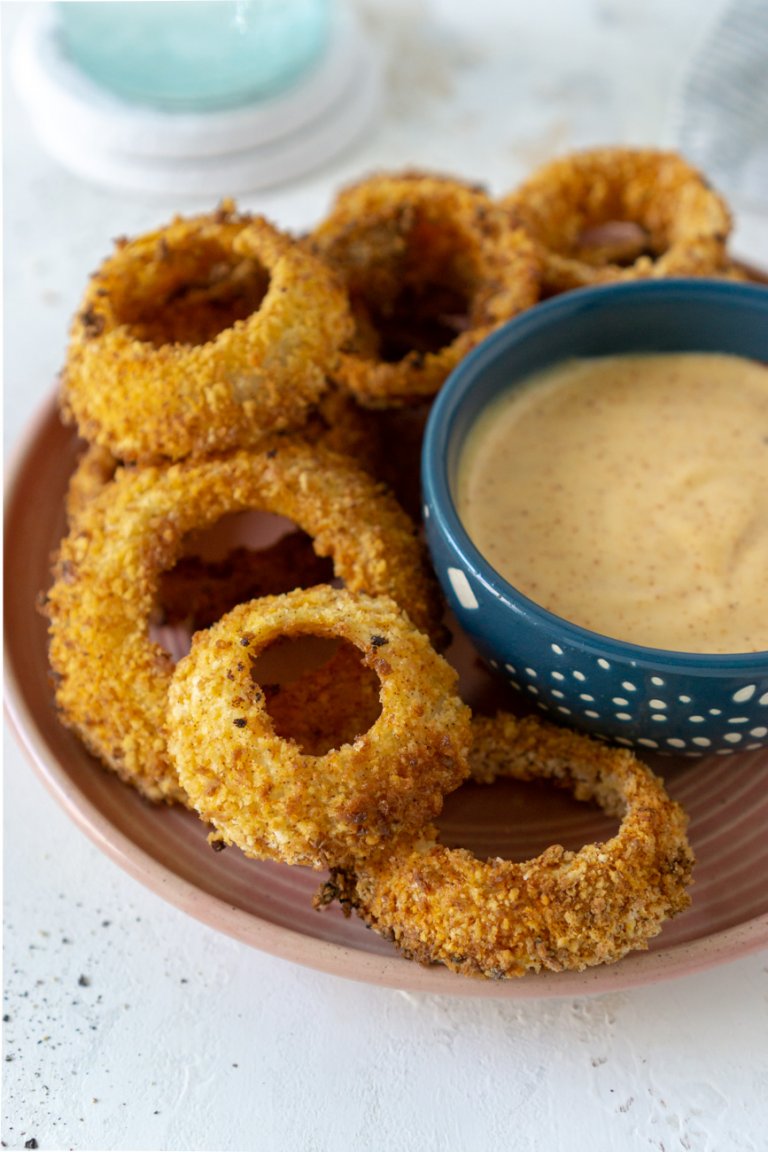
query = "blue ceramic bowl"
xmin=422 ymin=279 xmax=768 ymax=756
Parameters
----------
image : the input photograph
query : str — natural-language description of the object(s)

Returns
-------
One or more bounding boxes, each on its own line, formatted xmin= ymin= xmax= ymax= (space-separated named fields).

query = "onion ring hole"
xmin=436 ymin=772 xmax=621 ymax=863
xmin=168 ymin=509 xmax=301 ymax=561
xmin=150 ymin=510 xmax=335 ymax=658
xmin=106 ymin=239 xmax=271 ymax=348
xmin=365 ymin=281 xmax=471 ymax=364
xmin=574 ymin=221 xmax=652 ymax=267
xmin=343 ymin=211 xmax=480 ymax=363
xmin=252 ymin=636 xmax=383 ymax=755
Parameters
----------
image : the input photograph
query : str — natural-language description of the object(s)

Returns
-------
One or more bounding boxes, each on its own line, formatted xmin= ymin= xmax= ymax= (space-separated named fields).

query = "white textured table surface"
xmin=3 ymin=2 xmax=767 ymax=1150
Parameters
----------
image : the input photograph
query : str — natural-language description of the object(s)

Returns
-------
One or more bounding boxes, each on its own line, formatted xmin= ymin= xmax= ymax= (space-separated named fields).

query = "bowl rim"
xmin=422 ymin=277 xmax=768 ymax=672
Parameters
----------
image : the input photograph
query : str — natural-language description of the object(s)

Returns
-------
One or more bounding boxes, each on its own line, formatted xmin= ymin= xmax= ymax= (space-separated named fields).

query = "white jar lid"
xmin=13 ymin=2 xmax=382 ymax=194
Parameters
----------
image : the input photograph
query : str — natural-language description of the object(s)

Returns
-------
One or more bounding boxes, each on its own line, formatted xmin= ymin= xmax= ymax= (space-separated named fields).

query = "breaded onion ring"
xmin=502 ymin=147 xmax=731 ymax=294
xmin=61 ymin=203 xmax=353 ymax=462
xmin=46 ymin=439 xmax=445 ymax=803
xmin=167 ymin=586 xmax=471 ymax=869
xmin=309 ymin=172 xmax=541 ymax=406
xmin=320 ymin=712 xmax=694 ymax=979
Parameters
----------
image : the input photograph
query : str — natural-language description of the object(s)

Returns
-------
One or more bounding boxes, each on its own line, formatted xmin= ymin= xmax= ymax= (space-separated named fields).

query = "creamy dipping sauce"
xmin=457 ymin=352 xmax=768 ymax=653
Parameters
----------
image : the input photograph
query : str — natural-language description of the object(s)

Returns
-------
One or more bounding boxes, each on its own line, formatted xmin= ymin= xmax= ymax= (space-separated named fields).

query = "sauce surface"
xmin=457 ymin=352 xmax=768 ymax=653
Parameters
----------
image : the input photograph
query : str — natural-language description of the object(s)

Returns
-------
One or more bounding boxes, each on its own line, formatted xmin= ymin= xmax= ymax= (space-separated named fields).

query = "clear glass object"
xmin=56 ymin=0 xmax=331 ymax=111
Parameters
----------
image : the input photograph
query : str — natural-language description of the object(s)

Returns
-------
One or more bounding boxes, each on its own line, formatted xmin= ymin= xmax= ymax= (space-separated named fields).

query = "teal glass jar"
xmin=56 ymin=0 xmax=331 ymax=110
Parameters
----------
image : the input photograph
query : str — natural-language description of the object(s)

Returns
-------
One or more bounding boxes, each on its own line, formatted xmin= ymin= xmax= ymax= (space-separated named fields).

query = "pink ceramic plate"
xmin=5 ymin=396 xmax=768 ymax=998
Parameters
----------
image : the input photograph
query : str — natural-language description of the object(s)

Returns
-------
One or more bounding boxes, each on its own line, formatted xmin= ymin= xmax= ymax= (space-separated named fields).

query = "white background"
xmin=3 ymin=1 xmax=767 ymax=1149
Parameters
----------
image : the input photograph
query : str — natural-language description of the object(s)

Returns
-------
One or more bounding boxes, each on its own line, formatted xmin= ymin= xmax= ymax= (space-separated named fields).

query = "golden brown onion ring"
xmin=167 ymin=586 xmax=471 ymax=869
xmin=320 ymin=712 xmax=694 ymax=979
xmin=502 ymin=147 xmax=731 ymax=294
xmin=61 ymin=204 xmax=353 ymax=462
xmin=45 ymin=439 xmax=445 ymax=803
xmin=309 ymin=171 xmax=541 ymax=406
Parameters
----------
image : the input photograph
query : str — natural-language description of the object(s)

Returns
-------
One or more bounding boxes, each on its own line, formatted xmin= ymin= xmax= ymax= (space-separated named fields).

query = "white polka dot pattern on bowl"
xmin=446 ymin=566 xmax=478 ymax=610
xmin=494 ymin=645 xmax=768 ymax=757
xmin=436 ymin=563 xmax=766 ymax=756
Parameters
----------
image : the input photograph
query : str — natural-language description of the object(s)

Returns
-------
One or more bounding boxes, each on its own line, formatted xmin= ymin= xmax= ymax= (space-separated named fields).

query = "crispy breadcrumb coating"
xmin=61 ymin=205 xmax=353 ymax=462
xmin=502 ymin=147 xmax=731 ymax=294
xmin=320 ymin=713 xmax=694 ymax=978
xmin=46 ymin=439 xmax=445 ymax=803
xmin=309 ymin=171 xmax=541 ymax=405
xmin=168 ymin=587 xmax=471 ymax=868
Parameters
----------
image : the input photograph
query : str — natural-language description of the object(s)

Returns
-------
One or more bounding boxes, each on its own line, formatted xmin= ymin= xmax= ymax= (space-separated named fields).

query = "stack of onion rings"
xmin=501 ymin=146 xmax=731 ymax=294
xmin=167 ymin=586 xmax=471 ymax=869
xmin=43 ymin=155 xmax=713 ymax=980
xmin=46 ymin=438 xmax=445 ymax=803
xmin=61 ymin=203 xmax=353 ymax=462
xmin=309 ymin=172 xmax=542 ymax=406
xmin=318 ymin=712 xmax=694 ymax=978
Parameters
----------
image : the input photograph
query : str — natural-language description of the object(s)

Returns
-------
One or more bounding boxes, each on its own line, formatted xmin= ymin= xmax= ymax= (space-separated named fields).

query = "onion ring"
xmin=502 ymin=147 xmax=731 ymax=294
xmin=309 ymin=171 xmax=541 ymax=406
xmin=61 ymin=202 xmax=353 ymax=462
xmin=46 ymin=438 xmax=445 ymax=803
xmin=319 ymin=712 xmax=694 ymax=979
xmin=167 ymin=585 xmax=471 ymax=869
